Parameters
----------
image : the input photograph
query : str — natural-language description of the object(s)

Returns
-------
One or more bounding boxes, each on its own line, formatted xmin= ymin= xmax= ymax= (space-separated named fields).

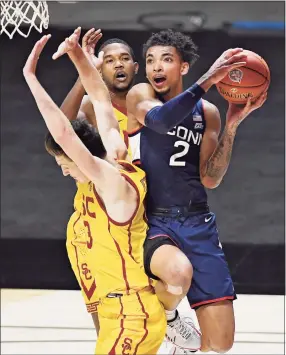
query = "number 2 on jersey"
xmin=169 ymin=141 xmax=190 ymax=166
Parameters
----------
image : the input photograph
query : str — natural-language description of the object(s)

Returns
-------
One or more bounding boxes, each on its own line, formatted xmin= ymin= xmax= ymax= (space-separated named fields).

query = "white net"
xmin=1 ymin=1 xmax=49 ymax=39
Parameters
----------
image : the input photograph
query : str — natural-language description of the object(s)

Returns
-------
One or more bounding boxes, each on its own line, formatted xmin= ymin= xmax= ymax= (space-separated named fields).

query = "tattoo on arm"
xmin=205 ymin=128 xmax=236 ymax=180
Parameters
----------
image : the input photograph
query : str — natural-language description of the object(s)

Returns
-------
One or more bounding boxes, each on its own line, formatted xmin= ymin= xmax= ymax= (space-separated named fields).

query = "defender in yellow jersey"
xmin=60 ymin=29 xmax=139 ymax=160
xmin=23 ymin=28 xmax=166 ymax=354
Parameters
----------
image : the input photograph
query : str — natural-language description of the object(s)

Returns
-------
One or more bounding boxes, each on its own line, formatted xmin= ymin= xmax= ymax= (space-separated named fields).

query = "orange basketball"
xmin=216 ymin=50 xmax=270 ymax=104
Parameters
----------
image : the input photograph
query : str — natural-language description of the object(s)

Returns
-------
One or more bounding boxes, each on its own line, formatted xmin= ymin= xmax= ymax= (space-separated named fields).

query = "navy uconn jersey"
xmin=129 ymin=99 xmax=208 ymax=210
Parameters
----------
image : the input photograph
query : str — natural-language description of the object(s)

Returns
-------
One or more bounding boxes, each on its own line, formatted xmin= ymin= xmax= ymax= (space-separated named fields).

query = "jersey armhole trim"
xmin=92 ymin=178 xmax=140 ymax=227
xmin=127 ymin=126 xmax=143 ymax=137
xmin=112 ymin=101 xmax=127 ymax=116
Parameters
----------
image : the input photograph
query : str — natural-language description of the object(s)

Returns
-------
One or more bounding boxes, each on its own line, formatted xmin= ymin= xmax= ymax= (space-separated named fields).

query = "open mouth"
xmin=115 ymin=71 xmax=127 ymax=82
xmin=153 ymin=76 xmax=167 ymax=86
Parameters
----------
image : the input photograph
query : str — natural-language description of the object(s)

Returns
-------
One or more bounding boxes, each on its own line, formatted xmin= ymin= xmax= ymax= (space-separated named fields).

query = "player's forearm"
xmin=196 ymin=72 xmax=216 ymax=93
xmin=144 ymin=84 xmax=205 ymax=134
xmin=67 ymin=45 xmax=110 ymax=103
xmin=25 ymin=75 xmax=74 ymax=140
xmin=91 ymin=102 xmax=127 ymax=160
xmin=60 ymin=77 xmax=86 ymax=120
xmin=68 ymin=46 xmax=126 ymax=159
xmin=202 ymin=124 xmax=237 ymax=188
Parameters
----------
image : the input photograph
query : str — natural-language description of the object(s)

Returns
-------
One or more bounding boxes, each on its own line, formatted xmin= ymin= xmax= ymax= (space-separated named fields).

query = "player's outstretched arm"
xmin=53 ymin=27 xmax=127 ymax=161
xmin=60 ymin=29 xmax=103 ymax=125
xmin=23 ymin=35 xmax=137 ymax=223
xmin=23 ymin=35 xmax=138 ymax=223
xmin=200 ymin=93 xmax=267 ymax=189
xmin=22 ymin=35 xmax=106 ymax=181
xmin=127 ymin=48 xmax=249 ymax=135
xmin=126 ymin=82 xmax=204 ymax=134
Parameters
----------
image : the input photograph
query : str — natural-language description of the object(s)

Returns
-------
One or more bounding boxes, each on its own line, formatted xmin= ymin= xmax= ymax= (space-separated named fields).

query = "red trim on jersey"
xmin=118 ymin=160 xmax=138 ymax=173
xmin=191 ymin=296 xmax=235 ymax=309
xmin=108 ymin=298 xmax=125 ymax=354
xmin=127 ymin=223 xmax=136 ymax=263
xmin=72 ymin=214 xmax=96 ymax=300
xmin=92 ymin=185 xmax=106 ymax=211
xmin=108 ymin=220 xmax=131 ymax=294
xmin=92 ymin=176 xmax=140 ymax=227
xmin=86 ymin=301 xmax=99 ymax=313
xmin=119 ymin=296 xmax=124 ymax=315
xmin=127 ymin=126 xmax=143 ymax=137
xmin=132 ymin=159 xmax=141 ymax=166
xmin=110 ymin=172 xmax=140 ymax=226
xmin=112 ymin=101 xmax=127 ymax=116
xmin=92 ymin=177 xmax=140 ymax=275
xmin=134 ymin=292 xmax=149 ymax=354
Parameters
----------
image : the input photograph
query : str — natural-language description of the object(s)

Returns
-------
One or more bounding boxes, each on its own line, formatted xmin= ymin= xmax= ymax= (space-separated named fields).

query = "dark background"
xmin=0 ymin=1 xmax=285 ymax=294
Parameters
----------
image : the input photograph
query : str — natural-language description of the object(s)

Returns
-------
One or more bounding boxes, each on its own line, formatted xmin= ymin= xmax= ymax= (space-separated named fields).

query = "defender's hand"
xmin=52 ymin=27 xmax=81 ymax=60
xmin=23 ymin=34 xmax=51 ymax=77
xmin=226 ymin=91 xmax=268 ymax=129
xmin=82 ymin=28 xmax=104 ymax=69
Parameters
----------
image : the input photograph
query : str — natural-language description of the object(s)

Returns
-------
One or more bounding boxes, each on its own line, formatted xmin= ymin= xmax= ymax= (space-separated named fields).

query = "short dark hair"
xmin=143 ymin=29 xmax=199 ymax=65
xmin=45 ymin=119 xmax=106 ymax=159
xmin=98 ymin=38 xmax=136 ymax=61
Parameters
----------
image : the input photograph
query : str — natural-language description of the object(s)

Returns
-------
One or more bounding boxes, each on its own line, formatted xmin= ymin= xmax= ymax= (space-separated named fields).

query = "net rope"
xmin=1 ymin=1 xmax=49 ymax=39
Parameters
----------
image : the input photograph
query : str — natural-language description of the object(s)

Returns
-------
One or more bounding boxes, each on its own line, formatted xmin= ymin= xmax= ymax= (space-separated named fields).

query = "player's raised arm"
xmin=127 ymin=82 xmax=205 ymax=134
xmin=23 ymin=35 xmax=137 ymax=220
xmin=127 ymin=48 xmax=249 ymax=135
xmin=54 ymin=27 xmax=127 ymax=161
xmin=60 ymin=29 xmax=103 ymax=126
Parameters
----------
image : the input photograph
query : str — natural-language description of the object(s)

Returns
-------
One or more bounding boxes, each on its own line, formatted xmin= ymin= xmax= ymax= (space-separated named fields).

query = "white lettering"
xmin=167 ymin=126 xmax=176 ymax=136
xmin=167 ymin=125 xmax=203 ymax=146
xmin=177 ymin=126 xmax=188 ymax=140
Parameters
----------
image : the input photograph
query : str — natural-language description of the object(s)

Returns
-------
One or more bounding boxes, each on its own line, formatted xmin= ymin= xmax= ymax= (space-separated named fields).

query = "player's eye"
xmin=106 ymin=59 xmax=113 ymax=64
xmin=164 ymin=57 xmax=173 ymax=62
xmin=146 ymin=59 xmax=153 ymax=64
xmin=122 ymin=56 xmax=130 ymax=61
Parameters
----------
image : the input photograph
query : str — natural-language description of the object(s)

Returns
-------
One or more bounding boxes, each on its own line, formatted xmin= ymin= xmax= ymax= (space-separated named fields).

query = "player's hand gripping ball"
xmin=216 ymin=50 xmax=270 ymax=104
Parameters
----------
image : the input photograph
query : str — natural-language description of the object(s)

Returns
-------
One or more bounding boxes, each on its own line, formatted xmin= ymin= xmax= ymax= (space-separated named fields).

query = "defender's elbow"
xmin=117 ymin=146 xmax=128 ymax=161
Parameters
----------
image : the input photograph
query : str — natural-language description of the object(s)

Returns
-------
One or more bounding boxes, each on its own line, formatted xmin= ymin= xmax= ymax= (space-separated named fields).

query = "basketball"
xmin=216 ymin=50 xmax=270 ymax=104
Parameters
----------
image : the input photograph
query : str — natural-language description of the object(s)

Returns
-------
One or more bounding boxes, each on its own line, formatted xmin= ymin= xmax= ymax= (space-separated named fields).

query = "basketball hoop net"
xmin=1 ymin=1 xmax=49 ymax=39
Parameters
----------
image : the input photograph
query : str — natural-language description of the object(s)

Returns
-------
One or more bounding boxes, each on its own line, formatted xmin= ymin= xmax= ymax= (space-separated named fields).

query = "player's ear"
xmin=134 ymin=62 xmax=139 ymax=75
xmin=181 ymin=62 xmax=189 ymax=76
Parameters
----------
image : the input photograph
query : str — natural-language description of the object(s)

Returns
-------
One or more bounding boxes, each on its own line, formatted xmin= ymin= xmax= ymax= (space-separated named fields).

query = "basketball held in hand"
xmin=216 ymin=50 xmax=270 ymax=104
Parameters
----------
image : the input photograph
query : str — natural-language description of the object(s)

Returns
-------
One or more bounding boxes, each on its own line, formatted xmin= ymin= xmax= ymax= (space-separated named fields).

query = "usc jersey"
xmin=112 ymin=103 xmax=130 ymax=156
xmin=66 ymin=161 xmax=150 ymax=311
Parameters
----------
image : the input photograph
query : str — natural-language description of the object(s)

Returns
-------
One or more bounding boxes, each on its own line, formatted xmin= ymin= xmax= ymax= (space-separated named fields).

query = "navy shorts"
xmin=143 ymin=211 xmax=236 ymax=309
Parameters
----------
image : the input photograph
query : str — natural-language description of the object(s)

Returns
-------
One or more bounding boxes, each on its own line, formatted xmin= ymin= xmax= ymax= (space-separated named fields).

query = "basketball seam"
xmin=242 ymin=64 xmax=269 ymax=80
xmin=218 ymin=80 xmax=268 ymax=89
xmin=221 ymin=66 xmax=269 ymax=86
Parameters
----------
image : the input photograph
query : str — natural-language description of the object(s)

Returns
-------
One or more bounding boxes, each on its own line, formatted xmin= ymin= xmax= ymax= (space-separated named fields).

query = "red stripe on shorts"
xmin=134 ymin=292 xmax=149 ymax=354
xmin=108 ymin=298 xmax=124 ymax=354
xmin=191 ymin=296 xmax=235 ymax=309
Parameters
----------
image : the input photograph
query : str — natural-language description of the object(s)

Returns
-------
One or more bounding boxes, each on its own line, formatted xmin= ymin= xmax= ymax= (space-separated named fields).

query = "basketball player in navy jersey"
xmin=127 ymin=29 xmax=267 ymax=353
